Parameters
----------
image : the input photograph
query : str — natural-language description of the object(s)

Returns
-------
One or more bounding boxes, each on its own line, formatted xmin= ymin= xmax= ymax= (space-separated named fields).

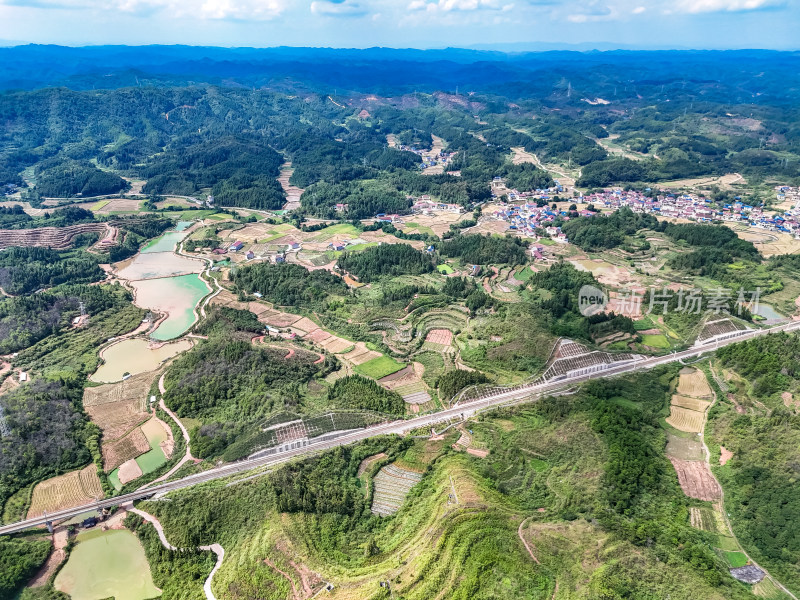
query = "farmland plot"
xmin=371 ymin=463 xmax=424 ymax=516
xmin=28 ymin=465 xmax=104 ymax=518
xmin=676 ymin=367 xmax=713 ymax=398
xmin=671 ymin=395 xmax=711 ymax=412
xmin=666 ymin=406 xmax=706 ymax=433
xmin=102 ymin=427 xmax=150 ymax=471
xmin=84 ymin=372 xmax=154 ymax=468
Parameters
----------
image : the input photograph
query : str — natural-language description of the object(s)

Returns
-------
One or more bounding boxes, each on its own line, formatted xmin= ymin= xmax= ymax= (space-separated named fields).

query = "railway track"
xmin=2 ymin=319 xmax=799 ymax=537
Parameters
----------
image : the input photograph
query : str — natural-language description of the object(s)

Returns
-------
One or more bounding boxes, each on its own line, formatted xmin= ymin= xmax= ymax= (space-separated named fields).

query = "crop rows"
xmin=371 ymin=464 xmax=424 ymax=516
xmin=103 ymin=426 xmax=151 ymax=470
xmin=28 ymin=465 xmax=104 ymax=518
xmin=666 ymin=406 xmax=705 ymax=433
xmin=671 ymin=395 xmax=711 ymax=412
xmin=676 ymin=368 xmax=713 ymax=398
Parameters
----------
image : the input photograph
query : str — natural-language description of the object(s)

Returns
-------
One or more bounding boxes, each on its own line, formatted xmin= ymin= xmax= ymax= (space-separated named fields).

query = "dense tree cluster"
xmin=584 ymin=374 xmax=672 ymax=512
xmin=0 ymin=378 xmax=91 ymax=509
xmin=0 ymin=284 xmax=125 ymax=354
xmin=0 ymin=247 xmax=104 ymax=295
xmin=194 ymin=306 xmax=265 ymax=337
xmin=165 ymin=339 xmax=323 ymax=422
xmin=663 ymin=222 xmax=761 ymax=279
xmin=439 ymin=233 xmax=528 ymax=266
xmin=716 ymin=332 xmax=800 ymax=398
xmin=300 ymin=180 xmax=412 ymax=219
xmin=142 ymin=137 xmax=285 ymax=210
xmin=561 ymin=207 xmax=658 ymax=251
xmin=0 ymin=538 xmax=52 ymax=599
xmin=529 ymin=262 xmax=635 ymax=340
xmin=328 ymin=375 xmax=405 ymax=415
xmin=436 ymin=369 xmax=489 ymax=402
xmin=233 ymin=262 xmax=348 ymax=307
xmin=34 ymin=159 xmax=128 ymax=197
xmin=337 ymin=244 xmax=433 ymax=282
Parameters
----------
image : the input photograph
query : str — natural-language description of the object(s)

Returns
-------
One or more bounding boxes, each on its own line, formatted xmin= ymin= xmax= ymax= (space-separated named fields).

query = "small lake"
xmin=54 ymin=529 xmax=161 ymax=600
xmin=132 ymin=274 xmax=210 ymax=340
xmin=91 ymin=338 xmax=192 ymax=383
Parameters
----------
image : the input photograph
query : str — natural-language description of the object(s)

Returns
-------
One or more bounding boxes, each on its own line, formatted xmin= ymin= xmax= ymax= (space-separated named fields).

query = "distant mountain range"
xmin=0 ymin=45 xmax=797 ymax=100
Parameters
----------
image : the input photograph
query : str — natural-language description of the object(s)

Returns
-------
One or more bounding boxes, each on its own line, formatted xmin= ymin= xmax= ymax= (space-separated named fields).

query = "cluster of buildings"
xmin=490 ymin=202 xmax=586 ymax=240
xmin=776 ymin=186 xmax=800 ymax=209
xmin=586 ymin=188 xmax=800 ymax=235
xmin=410 ymin=196 xmax=466 ymax=214
xmin=490 ymin=176 xmax=566 ymax=202
xmin=487 ymin=184 xmax=800 ymax=241
xmin=397 ymin=144 xmax=456 ymax=170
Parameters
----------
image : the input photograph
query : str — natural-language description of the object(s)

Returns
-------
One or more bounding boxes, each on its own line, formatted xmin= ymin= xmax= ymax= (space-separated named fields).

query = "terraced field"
xmin=371 ymin=463 xmax=424 ymax=516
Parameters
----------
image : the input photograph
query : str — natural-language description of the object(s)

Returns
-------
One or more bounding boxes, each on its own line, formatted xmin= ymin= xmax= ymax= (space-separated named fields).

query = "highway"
xmin=2 ymin=319 xmax=798 ymax=537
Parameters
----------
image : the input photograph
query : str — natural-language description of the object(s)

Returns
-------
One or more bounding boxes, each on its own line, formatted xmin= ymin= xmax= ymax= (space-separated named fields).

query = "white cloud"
xmin=631 ymin=4 xmax=644 ymax=12
xmin=408 ymin=0 xmax=508 ymax=12
xmin=1 ymin=0 xmax=288 ymax=19
xmin=673 ymin=0 xmax=783 ymax=12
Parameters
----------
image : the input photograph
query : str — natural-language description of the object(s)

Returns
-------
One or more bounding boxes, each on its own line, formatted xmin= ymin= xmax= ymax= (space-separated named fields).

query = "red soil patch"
xmin=425 ymin=329 xmax=454 ymax=345
xmin=466 ymin=448 xmax=489 ymax=458
xmin=669 ymin=457 xmax=722 ymax=501
xmin=719 ymin=446 xmax=733 ymax=466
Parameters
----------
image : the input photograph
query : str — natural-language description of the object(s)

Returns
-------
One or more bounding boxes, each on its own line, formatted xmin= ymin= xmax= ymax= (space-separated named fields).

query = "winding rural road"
xmin=128 ymin=504 xmax=224 ymax=600
xmin=2 ymin=320 xmax=800 ymax=537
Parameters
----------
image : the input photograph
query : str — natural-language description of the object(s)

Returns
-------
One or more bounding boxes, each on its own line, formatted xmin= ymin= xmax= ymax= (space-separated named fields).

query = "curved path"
xmin=700 ymin=375 xmax=798 ymax=600
xmin=139 ymin=372 xmax=197 ymax=488
xmin=127 ymin=504 xmax=224 ymax=600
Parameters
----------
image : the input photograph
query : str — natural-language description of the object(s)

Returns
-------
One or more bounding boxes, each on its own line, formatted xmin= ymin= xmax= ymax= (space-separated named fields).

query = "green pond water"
xmin=141 ymin=231 xmax=188 ymax=254
xmin=149 ymin=274 xmax=210 ymax=340
xmin=175 ymin=220 xmax=194 ymax=231
xmin=54 ymin=529 xmax=161 ymax=600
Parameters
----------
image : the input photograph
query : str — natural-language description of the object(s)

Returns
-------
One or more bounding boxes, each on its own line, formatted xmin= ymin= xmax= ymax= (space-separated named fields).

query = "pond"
xmin=91 ymin=338 xmax=193 ymax=383
xmin=131 ymin=274 xmax=210 ymax=340
xmin=753 ymin=303 xmax=783 ymax=321
xmin=54 ymin=528 xmax=161 ymax=600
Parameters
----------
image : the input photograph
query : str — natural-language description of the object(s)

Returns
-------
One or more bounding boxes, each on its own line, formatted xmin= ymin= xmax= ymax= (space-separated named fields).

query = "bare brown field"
xmin=676 ymin=368 xmax=713 ymax=398
xmin=510 ymin=147 xmax=536 ymax=165
xmin=291 ymin=317 xmax=320 ymax=334
xmin=658 ymin=172 xmax=746 ymax=189
xmin=665 ymin=432 xmax=705 ymax=461
xmin=720 ymin=446 xmax=734 ymax=466
xmin=28 ymin=466 xmax=104 ymax=518
xmin=666 ymin=406 xmax=706 ymax=433
xmin=117 ymin=459 xmax=145 ymax=485
xmin=93 ymin=199 xmax=142 ymax=213
xmin=669 ymin=458 xmax=722 ymax=501
xmin=103 ymin=427 xmax=150 ymax=471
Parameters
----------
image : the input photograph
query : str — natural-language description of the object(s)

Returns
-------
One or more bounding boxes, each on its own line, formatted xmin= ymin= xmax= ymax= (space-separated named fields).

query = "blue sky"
xmin=0 ymin=0 xmax=796 ymax=49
